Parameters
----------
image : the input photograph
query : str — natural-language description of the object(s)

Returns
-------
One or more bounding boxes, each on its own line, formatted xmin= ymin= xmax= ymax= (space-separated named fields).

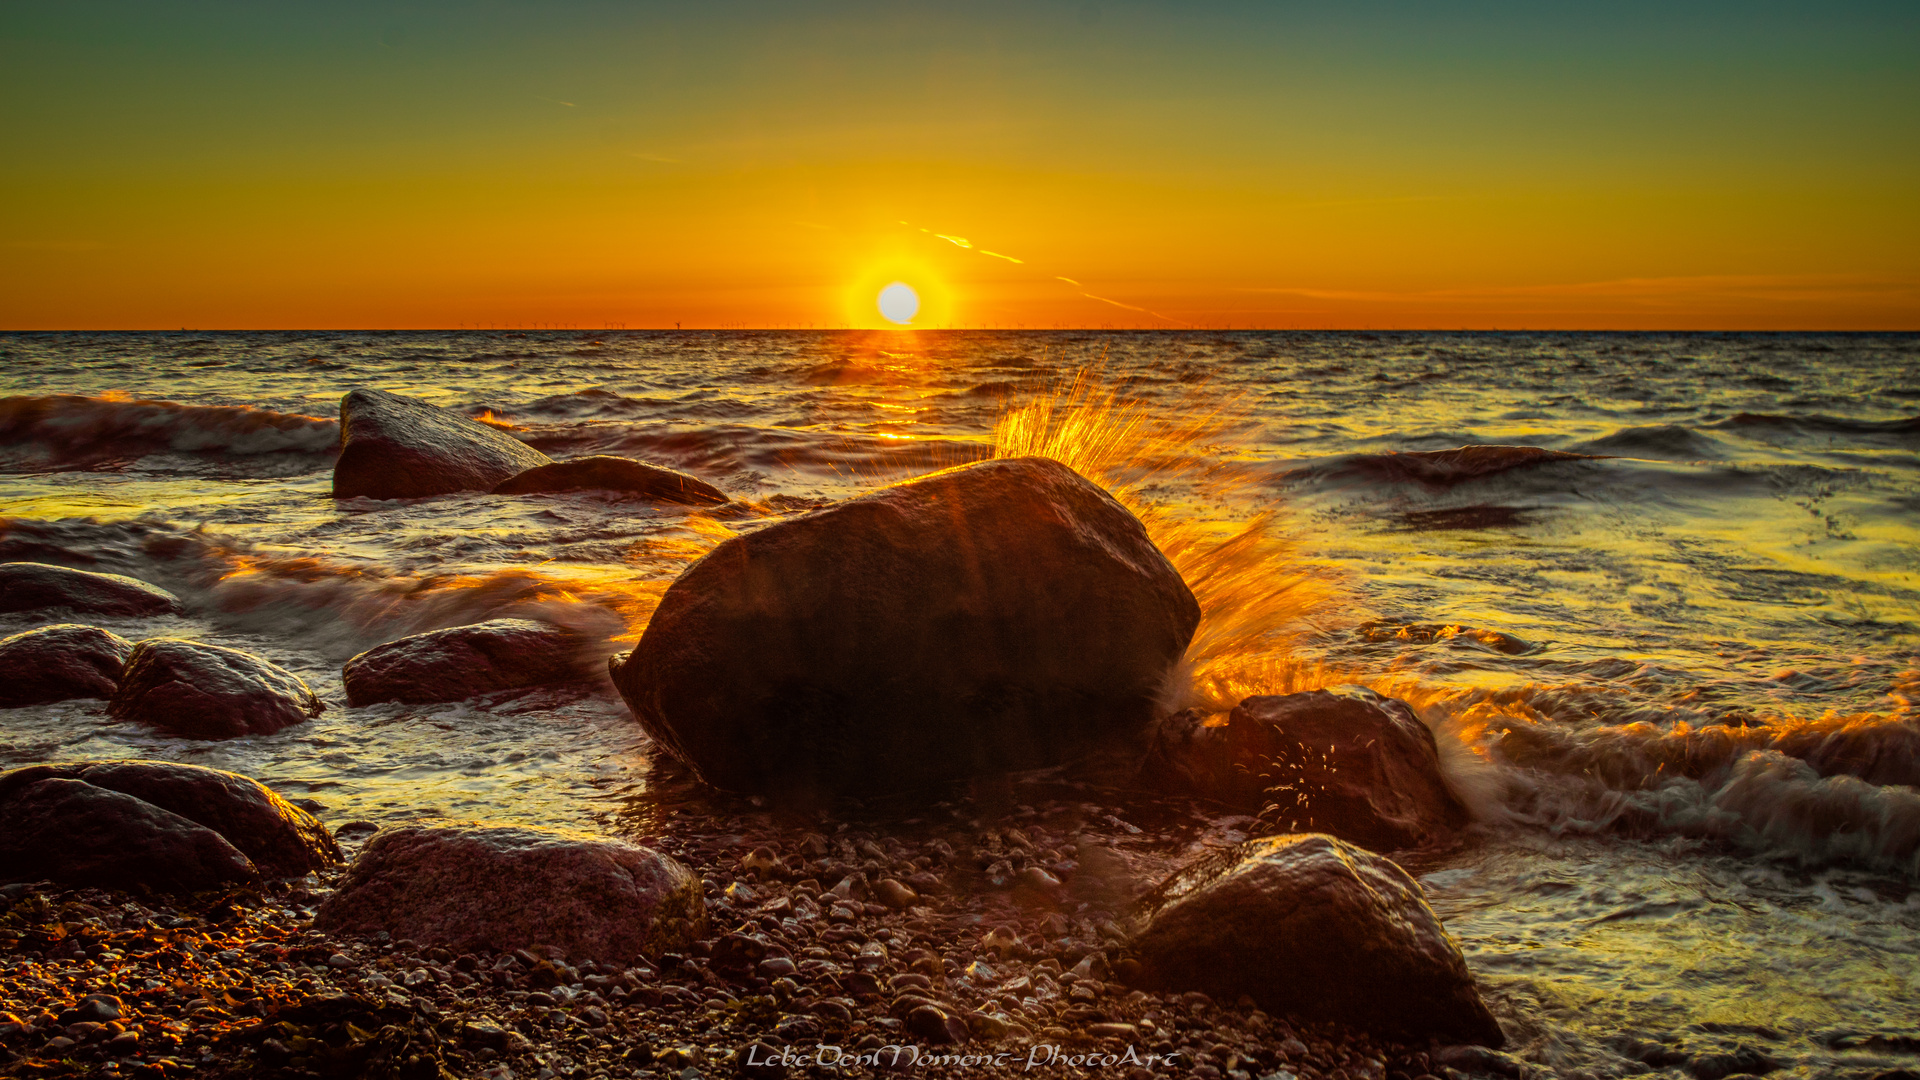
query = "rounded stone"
xmin=314 ymin=823 xmax=708 ymax=964
xmin=1128 ymin=832 xmax=1503 ymax=1048
xmin=0 ymin=624 xmax=134 ymax=707
xmin=107 ymin=638 xmax=322 ymax=739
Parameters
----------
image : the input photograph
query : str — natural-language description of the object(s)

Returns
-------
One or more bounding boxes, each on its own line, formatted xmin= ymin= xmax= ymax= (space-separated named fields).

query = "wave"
xmin=525 ymin=423 xmax=989 ymax=481
xmin=1708 ymin=411 xmax=1920 ymax=447
xmin=0 ymin=394 xmax=339 ymax=468
xmin=0 ymin=517 xmax=679 ymax=662
xmin=1323 ymin=444 xmax=1598 ymax=489
xmin=1485 ymin=707 xmax=1920 ymax=874
xmin=1570 ymin=424 xmax=1729 ymax=461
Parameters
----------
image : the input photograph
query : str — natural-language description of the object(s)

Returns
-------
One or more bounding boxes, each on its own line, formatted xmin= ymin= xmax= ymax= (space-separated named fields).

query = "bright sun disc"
xmin=877 ymin=282 xmax=919 ymax=325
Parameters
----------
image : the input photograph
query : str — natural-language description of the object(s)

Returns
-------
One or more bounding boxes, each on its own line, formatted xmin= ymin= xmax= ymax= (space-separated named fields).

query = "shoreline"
xmin=0 ymin=777 xmax=1448 ymax=1080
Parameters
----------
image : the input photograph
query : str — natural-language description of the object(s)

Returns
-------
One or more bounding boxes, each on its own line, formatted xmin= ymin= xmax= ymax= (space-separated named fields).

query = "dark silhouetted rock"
xmin=0 ymin=562 xmax=183 ymax=617
xmin=0 ymin=624 xmax=134 ymax=707
xmin=1128 ymin=833 xmax=1503 ymax=1047
xmin=332 ymin=387 xmax=551 ymax=499
xmin=0 ymin=773 xmax=257 ymax=892
xmin=314 ymin=824 xmax=707 ymax=963
xmin=341 ymin=618 xmax=593 ymax=706
xmin=39 ymin=760 xmax=340 ymax=875
xmin=108 ymin=639 xmax=322 ymax=739
xmin=493 ymin=456 xmax=728 ymax=505
xmin=611 ymin=456 xmax=1200 ymax=798
xmin=1145 ymin=685 xmax=1467 ymax=851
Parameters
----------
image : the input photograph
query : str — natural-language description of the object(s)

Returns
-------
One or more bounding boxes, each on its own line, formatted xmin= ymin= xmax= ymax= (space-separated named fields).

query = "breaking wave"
xmin=0 ymin=394 xmax=339 ymax=468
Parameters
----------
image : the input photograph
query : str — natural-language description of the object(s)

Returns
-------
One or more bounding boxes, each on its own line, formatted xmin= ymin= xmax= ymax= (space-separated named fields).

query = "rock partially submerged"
xmin=108 ymin=639 xmax=322 ymax=739
xmin=332 ymin=387 xmax=551 ymax=499
xmin=493 ymin=455 xmax=728 ymax=505
xmin=1127 ymin=833 xmax=1503 ymax=1047
xmin=314 ymin=824 xmax=707 ymax=963
xmin=612 ymin=456 xmax=1200 ymax=799
xmin=0 ymin=562 xmax=184 ymax=617
xmin=1148 ymin=686 xmax=1467 ymax=851
xmin=0 ymin=624 xmax=134 ymax=707
xmin=0 ymin=761 xmax=337 ymax=891
xmin=342 ymin=618 xmax=594 ymax=706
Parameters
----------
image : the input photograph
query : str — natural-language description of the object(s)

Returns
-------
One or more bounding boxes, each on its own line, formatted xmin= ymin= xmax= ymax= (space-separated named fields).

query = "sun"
xmin=877 ymin=282 xmax=920 ymax=325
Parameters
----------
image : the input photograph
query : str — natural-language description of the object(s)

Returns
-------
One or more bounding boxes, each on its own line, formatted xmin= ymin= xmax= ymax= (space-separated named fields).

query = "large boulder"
xmin=332 ymin=387 xmax=551 ymax=499
xmin=0 ymin=624 xmax=134 ymax=707
xmin=611 ymin=456 xmax=1201 ymax=798
xmin=41 ymin=760 xmax=339 ymax=875
xmin=0 ymin=774 xmax=258 ymax=892
xmin=314 ymin=824 xmax=707 ymax=963
xmin=1146 ymin=686 xmax=1467 ymax=851
xmin=1127 ymin=833 xmax=1503 ymax=1047
xmin=0 ymin=562 xmax=183 ymax=617
xmin=493 ymin=456 xmax=728 ymax=505
xmin=108 ymin=639 xmax=322 ymax=739
xmin=342 ymin=619 xmax=593 ymax=706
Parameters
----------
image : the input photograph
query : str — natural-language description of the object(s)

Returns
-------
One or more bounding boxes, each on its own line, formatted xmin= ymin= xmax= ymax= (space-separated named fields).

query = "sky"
xmin=2 ymin=1 xmax=1917 ymax=330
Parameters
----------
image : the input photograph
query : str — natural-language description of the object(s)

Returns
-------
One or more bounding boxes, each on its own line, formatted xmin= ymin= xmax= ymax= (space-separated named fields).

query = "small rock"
xmin=342 ymin=619 xmax=594 ymax=706
xmin=35 ymin=759 xmax=340 ymax=876
xmin=1147 ymin=686 xmax=1468 ymax=850
xmin=75 ymin=996 xmax=123 ymax=1022
xmin=108 ymin=638 xmax=323 ymax=739
xmin=741 ymin=847 xmax=781 ymax=878
xmin=333 ymin=387 xmax=551 ymax=499
xmin=0 ymin=562 xmax=183 ymax=617
xmin=1017 ymin=866 xmax=1062 ymax=892
xmin=0 ymin=775 xmax=257 ymax=892
xmin=874 ymin=878 xmax=919 ymax=909
xmin=907 ymin=1004 xmax=965 ymax=1045
xmin=315 ymin=823 xmax=707 ymax=963
xmin=0 ymin=624 xmax=134 ymax=707
xmin=1130 ymin=833 xmax=1502 ymax=1047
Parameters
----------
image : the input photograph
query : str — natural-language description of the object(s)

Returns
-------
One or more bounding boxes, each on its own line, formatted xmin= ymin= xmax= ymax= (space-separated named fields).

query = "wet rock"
xmin=314 ymin=823 xmax=708 ymax=964
xmin=332 ymin=387 xmax=551 ymax=500
xmin=907 ymin=1004 xmax=967 ymax=1044
xmin=46 ymin=759 xmax=339 ymax=875
xmin=493 ymin=455 xmax=728 ymax=505
xmin=1127 ymin=832 xmax=1502 ymax=1048
xmin=0 ymin=624 xmax=134 ymax=707
xmin=107 ymin=638 xmax=323 ymax=739
xmin=342 ymin=618 xmax=594 ymax=706
xmin=874 ymin=878 xmax=919 ymax=909
xmin=0 ymin=562 xmax=183 ymax=617
xmin=1147 ymin=686 xmax=1466 ymax=850
xmin=612 ymin=456 xmax=1200 ymax=798
xmin=0 ymin=775 xmax=257 ymax=892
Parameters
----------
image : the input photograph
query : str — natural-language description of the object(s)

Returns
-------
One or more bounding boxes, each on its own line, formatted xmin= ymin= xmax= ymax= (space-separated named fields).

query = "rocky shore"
xmin=0 ymin=775 xmax=1500 ymax=1080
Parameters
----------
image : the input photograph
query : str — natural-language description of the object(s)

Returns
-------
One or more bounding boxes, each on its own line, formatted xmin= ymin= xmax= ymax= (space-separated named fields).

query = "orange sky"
xmin=3 ymin=2 xmax=1916 ymax=329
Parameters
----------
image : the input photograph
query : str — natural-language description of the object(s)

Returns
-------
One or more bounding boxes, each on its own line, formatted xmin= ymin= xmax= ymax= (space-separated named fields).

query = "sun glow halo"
xmin=877 ymin=282 xmax=920 ymax=325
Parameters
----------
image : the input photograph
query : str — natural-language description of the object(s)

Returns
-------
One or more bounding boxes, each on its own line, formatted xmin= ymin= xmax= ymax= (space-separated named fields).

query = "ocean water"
xmin=1 ymin=329 xmax=1917 ymax=1078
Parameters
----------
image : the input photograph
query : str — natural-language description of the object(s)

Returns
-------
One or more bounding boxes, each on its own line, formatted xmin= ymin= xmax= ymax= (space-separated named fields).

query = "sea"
xmin=1 ymin=330 xmax=1917 ymax=1078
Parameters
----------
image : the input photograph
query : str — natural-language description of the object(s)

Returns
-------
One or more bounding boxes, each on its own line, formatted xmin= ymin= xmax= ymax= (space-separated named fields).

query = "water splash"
xmin=984 ymin=367 xmax=1350 ymax=717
